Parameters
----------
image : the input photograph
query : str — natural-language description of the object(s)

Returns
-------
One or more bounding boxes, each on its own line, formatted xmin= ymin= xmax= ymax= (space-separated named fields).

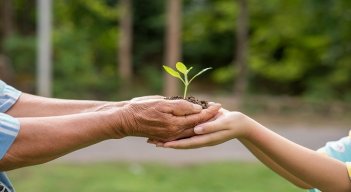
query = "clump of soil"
xmin=165 ymin=96 xmax=209 ymax=109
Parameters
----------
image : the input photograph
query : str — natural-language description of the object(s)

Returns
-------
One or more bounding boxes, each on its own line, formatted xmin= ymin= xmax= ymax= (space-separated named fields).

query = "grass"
xmin=7 ymin=162 xmax=303 ymax=192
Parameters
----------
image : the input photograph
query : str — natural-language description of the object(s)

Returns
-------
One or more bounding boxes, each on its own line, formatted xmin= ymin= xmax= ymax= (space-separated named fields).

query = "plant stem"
xmin=183 ymin=73 xmax=189 ymax=99
xmin=183 ymin=85 xmax=188 ymax=99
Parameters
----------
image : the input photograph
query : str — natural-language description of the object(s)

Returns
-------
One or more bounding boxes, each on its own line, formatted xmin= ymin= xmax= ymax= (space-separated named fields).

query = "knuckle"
xmin=172 ymin=118 xmax=184 ymax=126
xmin=189 ymin=120 xmax=198 ymax=128
xmin=155 ymin=102 xmax=169 ymax=112
xmin=169 ymin=124 xmax=181 ymax=133
xmin=230 ymin=111 xmax=245 ymax=121
xmin=202 ymin=111 xmax=214 ymax=121
xmin=183 ymin=116 xmax=198 ymax=127
xmin=207 ymin=106 xmax=218 ymax=114
xmin=193 ymin=116 xmax=203 ymax=125
xmin=173 ymin=100 xmax=189 ymax=108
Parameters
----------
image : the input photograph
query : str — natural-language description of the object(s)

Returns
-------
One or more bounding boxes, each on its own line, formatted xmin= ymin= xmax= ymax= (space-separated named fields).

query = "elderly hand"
xmin=110 ymin=98 xmax=221 ymax=142
xmin=149 ymin=108 xmax=251 ymax=149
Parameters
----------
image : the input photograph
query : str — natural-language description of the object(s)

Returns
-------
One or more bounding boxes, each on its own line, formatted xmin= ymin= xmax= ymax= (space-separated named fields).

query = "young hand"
xmin=150 ymin=109 xmax=251 ymax=149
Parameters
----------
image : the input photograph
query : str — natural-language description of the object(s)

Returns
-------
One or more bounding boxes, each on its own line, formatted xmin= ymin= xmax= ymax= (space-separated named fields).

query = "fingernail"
xmin=194 ymin=126 xmax=203 ymax=134
xmin=193 ymin=104 xmax=202 ymax=111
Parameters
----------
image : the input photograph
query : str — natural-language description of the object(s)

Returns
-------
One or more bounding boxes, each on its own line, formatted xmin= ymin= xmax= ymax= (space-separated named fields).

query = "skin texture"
xmin=0 ymin=93 xmax=221 ymax=171
xmin=6 ymin=93 xmax=129 ymax=117
xmin=150 ymin=109 xmax=351 ymax=192
xmin=115 ymin=99 xmax=221 ymax=142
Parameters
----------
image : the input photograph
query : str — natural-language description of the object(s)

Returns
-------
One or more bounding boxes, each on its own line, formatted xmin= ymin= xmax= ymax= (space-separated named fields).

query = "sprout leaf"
xmin=163 ymin=62 xmax=212 ymax=98
xmin=189 ymin=67 xmax=213 ymax=83
xmin=176 ymin=62 xmax=187 ymax=74
xmin=163 ymin=65 xmax=182 ymax=80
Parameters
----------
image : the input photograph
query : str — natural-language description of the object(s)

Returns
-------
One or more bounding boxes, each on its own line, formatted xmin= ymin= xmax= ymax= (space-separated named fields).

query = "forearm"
xmin=244 ymin=120 xmax=351 ymax=192
xmin=239 ymin=139 xmax=312 ymax=189
xmin=0 ymin=110 xmax=121 ymax=171
xmin=6 ymin=93 xmax=128 ymax=117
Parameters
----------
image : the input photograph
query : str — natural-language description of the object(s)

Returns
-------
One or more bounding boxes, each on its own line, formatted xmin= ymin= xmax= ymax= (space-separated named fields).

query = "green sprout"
xmin=163 ymin=62 xmax=212 ymax=99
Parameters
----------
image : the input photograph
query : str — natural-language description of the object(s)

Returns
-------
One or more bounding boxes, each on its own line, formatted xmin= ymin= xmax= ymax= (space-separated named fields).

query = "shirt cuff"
xmin=0 ymin=113 xmax=20 ymax=159
xmin=0 ymin=82 xmax=22 ymax=113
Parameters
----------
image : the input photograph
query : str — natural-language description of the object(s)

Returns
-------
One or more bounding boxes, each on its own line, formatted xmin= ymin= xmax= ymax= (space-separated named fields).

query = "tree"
xmin=37 ymin=0 xmax=53 ymax=97
xmin=164 ymin=0 xmax=182 ymax=96
xmin=233 ymin=0 xmax=249 ymax=100
xmin=1 ymin=0 xmax=15 ymax=39
xmin=0 ymin=55 xmax=14 ymax=82
xmin=118 ymin=0 xmax=133 ymax=82
xmin=0 ymin=0 xmax=15 ymax=82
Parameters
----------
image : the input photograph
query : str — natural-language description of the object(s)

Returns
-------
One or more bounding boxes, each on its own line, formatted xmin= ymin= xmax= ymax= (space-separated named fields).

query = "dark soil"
xmin=165 ymin=96 xmax=209 ymax=109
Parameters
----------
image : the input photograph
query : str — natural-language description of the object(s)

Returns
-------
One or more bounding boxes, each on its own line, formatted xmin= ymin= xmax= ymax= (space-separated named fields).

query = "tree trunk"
xmin=233 ymin=0 xmax=249 ymax=101
xmin=0 ymin=0 xmax=15 ymax=81
xmin=1 ymin=0 xmax=15 ymax=53
xmin=37 ymin=0 xmax=53 ymax=97
xmin=118 ymin=0 xmax=133 ymax=82
xmin=0 ymin=55 xmax=14 ymax=83
xmin=1 ymin=0 xmax=15 ymax=39
xmin=164 ymin=0 xmax=182 ymax=97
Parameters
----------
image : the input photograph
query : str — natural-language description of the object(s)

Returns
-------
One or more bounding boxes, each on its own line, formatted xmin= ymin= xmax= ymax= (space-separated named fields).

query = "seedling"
xmin=163 ymin=62 xmax=212 ymax=99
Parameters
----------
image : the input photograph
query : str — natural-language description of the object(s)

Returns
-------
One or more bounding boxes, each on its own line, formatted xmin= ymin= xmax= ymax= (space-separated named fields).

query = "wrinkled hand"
xmin=116 ymin=98 xmax=221 ymax=142
xmin=149 ymin=108 xmax=250 ymax=149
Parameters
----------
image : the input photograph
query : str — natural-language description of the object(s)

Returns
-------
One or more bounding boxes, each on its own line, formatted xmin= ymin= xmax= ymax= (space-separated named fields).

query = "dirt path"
xmin=54 ymin=122 xmax=349 ymax=164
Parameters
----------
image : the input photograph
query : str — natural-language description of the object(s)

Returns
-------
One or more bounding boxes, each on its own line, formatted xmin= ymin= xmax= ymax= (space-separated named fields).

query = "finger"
xmin=157 ymin=100 xmax=203 ymax=116
xmin=174 ymin=128 xmax=196 ymax=140
xmin=206 ymin=107 xmax=226 ymax=122
xmin=193 ymin=115 xmax=227 ymax=135
xmin=163 ymin=131 xmax=230 ymax=149
xmin=179 ymin=103 xmax=221 ymax=127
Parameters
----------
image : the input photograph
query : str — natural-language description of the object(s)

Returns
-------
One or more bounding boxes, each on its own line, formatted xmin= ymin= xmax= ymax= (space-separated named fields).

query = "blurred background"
xmin=1 ymin=0 xmax=351 ymax=191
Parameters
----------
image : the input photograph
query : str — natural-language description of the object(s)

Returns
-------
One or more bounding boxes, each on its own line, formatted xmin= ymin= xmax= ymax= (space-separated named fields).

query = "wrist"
xmin=240 ymin=115 xmax=263 ymax=141
xmin=101 ymin=108 xmax=128 ymax=139
xmin=227 ymin=112 xmax=256 ymax=140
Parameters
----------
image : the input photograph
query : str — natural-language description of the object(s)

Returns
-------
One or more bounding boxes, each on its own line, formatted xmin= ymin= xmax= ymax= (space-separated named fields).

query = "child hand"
xmin=152 ymin=108 xmax=250 ymax=149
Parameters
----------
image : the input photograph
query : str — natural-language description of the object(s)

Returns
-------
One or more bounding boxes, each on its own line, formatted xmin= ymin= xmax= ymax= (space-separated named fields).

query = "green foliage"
xmin=163 ymin=62 xmax=212 ymax=98
xmin=140 ymin=66 xmax=163 ymax=93
xmin=51 ymin=0 xmax=120 ymax=99
xmin=247 ymin=0 xmax=351 ymax=100
xmin=212 ymin=66 xmax=235 ymax=85
xmin=3 ymin=35 xmax=36 ymax=91
xmin=4 ymin=0 xmax=351 ymax=101
xmin=183 ymin=0 xmax=235 ymax=70
xmin=133 ymin=0 xmax=166 ymax=70
xmin=9 ymin=162 xmax=301 ymax=192
xmin=3 ymin=35 xmax=36 ymax=73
